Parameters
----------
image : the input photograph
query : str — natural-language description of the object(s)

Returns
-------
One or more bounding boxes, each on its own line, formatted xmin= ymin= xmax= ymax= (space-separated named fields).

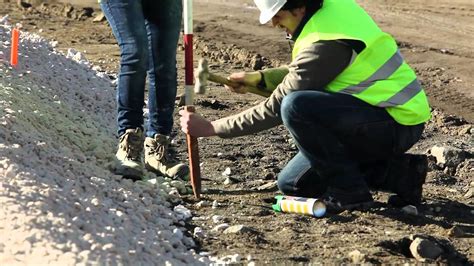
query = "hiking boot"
xmin=113 ymin=128 xmax=144 ymax=179
xmin=321 ymin=186 xmax=374 ymax=213
xmin=144 ymin=134 xmax=189 ymax=179
xmin=387 ymin=154 xmax=428 ymax=207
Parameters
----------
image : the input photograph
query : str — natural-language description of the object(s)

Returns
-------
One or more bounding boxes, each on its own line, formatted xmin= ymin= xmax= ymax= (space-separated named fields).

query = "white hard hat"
xmin=254 ymin=0 xmax=287 ymax=24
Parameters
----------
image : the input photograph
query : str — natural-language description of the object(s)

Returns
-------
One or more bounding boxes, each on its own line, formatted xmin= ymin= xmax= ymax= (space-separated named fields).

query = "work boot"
xmin=144 ymin=134 xmax=189 ymax=180
xmin=321 ymin=186 xmax=374 ymax=213
xmin=113 ymin=128 xmax=144 ymax=180
xmin=386 ymin=154 xmax=428 ymax=207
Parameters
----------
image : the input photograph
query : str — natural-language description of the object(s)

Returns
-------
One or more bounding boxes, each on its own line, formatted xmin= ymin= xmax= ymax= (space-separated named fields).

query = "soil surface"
xmin=1 ymin=0 xmax=473 ymax=264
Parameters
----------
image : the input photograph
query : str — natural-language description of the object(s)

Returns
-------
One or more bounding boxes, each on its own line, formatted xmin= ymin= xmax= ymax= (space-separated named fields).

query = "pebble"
xmin=173 ymin=205 xmax=192 ymax=220
xmin=173 ymin=228 xmax=184 ymax=240
xmin=195 ymin=200 xmax=210 ymax=209
xmin=192 ymin=216 xmax=209 ymax=221
xmin=91 ymin=197 xmax=99 ymax=206
xmin=212 ymin=215 xmax=225 ymax=223
xmin=211 ymin=223 xmax=230 ymax=233
xmin=102 ymin=243 xmax=115 ymax=251
xmin=223 ymin=225 xmax=252 ymax=234
xmin=223 ymin=177 xmax=232 ymax=185
xmin=193 ymin=227 xmax=206 ymax=238
xmin=78 ymin=250 xmax=91 ymax=261
xmin=348 ymin=249 xmax=366 ymax=263
xmin=222 ymin=167 xmax=232 ymax=176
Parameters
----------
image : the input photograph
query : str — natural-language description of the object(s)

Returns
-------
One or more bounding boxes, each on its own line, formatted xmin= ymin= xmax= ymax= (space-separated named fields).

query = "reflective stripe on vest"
xmin=339 ymin=50 xmax=422 ymax=107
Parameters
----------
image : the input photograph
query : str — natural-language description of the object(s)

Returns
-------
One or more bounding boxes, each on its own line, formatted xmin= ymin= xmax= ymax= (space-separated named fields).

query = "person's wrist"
xmin=207 ymin=121 xmax=217 ymax=137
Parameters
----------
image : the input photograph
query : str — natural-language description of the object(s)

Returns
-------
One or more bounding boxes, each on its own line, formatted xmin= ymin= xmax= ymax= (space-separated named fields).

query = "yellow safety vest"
xmin=293 ymin=0 xmax=431 ymax=125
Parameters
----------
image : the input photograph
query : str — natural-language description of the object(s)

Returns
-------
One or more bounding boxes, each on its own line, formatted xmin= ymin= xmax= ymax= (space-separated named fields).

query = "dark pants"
xmin=278 ymin=91 xmax=424 ymax=197
xmin=100 ymin=0 xmax=182 ymax=137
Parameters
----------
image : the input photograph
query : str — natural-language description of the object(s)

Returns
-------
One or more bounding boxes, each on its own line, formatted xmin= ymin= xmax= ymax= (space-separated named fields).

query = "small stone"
xmin=429 ymin=146 xmax=465 ymax=167
xmin=223 ymin=225 xmax=252 ymax=234
xmin=257 ymin=181 xmax=278 ymax=191
xmin=212 ymin=200 xmax=219 ymax=209
xmin=211 ymin=223 xmax=230 ymax=233
xmin=83 ymin=233 xmax=93 ymax=242
xmin=174 ymin=205 xmax=192 ymax=219
xmin=91 ymin=197 xmax=99 ymax=206
xmin=173 ymin=228 xmax=184 ymax=240
xmin=348 ymin=249 xmax=366 ymax=263
xmin=223 ymin=177 xmax=232 ymax=185
xmin=193 ymin=227 xmax=205 ymax=238
xmin=102 ymin=243 xmax=114 ymax=251
xmin=222 ymin=167 xmax=231 ymax=176
xmin=78 ymin=250 xmax=91 ymax=261
xmin=93 ymin=12 xmax=106 ymax=22
xmin=195 ymin=200 xmax=210 ymax=209
xmin=409 ymin=237 xmax=443 ymax=262
xmin=212 ymin=215 xmax=224 ymax=223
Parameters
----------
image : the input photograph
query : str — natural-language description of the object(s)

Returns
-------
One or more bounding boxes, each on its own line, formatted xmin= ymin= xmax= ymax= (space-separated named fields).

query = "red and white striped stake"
xmin=183 ymin=0 xmax=201 ymax=198
xmin=183 ymin=0 xmax=194 ymax=105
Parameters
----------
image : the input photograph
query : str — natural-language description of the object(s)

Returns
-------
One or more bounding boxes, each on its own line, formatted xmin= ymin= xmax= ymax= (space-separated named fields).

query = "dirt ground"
xmin=1 ymin=0 xmax=473 ymax=264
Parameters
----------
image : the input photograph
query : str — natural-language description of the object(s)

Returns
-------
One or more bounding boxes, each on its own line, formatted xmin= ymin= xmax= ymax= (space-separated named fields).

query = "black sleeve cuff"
xmin=257 ymin=71 xmax=266 ymax=90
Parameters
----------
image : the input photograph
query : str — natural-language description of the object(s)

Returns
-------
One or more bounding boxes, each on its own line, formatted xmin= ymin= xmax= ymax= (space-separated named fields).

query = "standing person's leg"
xmin=101 ymin=0 xmax=148 ymax=136
xmin=100 ymin=0 xmax=148 ymax=178
xmin=143 ymin=0 xmax=181 ymax=137
xmin=280 ymin=91 xmax=422 ymax=210
xmin=142 ymin=0 xmax=188 ymax=179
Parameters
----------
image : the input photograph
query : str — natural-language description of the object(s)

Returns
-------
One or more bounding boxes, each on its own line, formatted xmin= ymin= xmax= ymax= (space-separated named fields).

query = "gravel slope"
xmin=0 ymin=25 xmax=208 ymax=265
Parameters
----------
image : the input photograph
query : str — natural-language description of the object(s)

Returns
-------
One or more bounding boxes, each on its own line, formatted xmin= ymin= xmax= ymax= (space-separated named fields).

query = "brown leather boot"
xmin=144 ymin=134 xmax=189 ymax=180
xmin=112 ymin=128 xmax=144 ymax=179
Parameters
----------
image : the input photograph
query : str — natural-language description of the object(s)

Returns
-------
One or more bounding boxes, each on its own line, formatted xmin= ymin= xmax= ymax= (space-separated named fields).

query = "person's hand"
xmin=225 ymin=71 xmax=261 ymax=94
xmin=179 ymin=109 xmax=216 ymax=137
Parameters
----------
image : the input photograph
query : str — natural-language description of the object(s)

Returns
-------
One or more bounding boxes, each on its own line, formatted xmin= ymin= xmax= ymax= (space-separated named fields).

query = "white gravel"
xmin=0 ymin=25 xmax=210 ymax=265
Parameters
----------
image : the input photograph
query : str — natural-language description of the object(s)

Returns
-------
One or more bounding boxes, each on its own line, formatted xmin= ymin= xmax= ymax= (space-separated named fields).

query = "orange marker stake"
xmin=10 ymin=28 xmax=19 ymax=67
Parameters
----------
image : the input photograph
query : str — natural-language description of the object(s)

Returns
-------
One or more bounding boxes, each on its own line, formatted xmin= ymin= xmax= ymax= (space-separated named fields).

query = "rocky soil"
xmin=1 ymin=0 xmax=473 ymax=264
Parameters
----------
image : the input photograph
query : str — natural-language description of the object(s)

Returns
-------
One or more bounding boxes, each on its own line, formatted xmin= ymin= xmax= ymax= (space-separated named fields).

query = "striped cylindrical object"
xmin=183 ymin=0 xmax=193 ymax=105
xmin=272 ymin=196 xmax=326 ymax=217
xmin=183 ymin=0 xmax=201 ymax=198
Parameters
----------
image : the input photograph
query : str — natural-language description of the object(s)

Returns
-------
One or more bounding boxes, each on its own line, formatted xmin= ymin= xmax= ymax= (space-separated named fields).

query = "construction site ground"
xmin=1 ymin=0 xmax=473 ymax=264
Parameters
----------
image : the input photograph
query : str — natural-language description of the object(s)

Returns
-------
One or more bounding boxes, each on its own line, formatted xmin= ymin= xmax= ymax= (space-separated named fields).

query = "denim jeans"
xmin=100 ymin=0 xmax=182 ymax=137
xmin=278 ymin=91 xmax=424 ymax=197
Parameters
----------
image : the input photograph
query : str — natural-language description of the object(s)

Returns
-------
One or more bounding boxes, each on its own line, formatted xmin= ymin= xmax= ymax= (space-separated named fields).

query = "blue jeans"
xmin=278 ymin=91 xmax=424 ymax=197
xmin=100 ymin=0 xmax=182 ymax=137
